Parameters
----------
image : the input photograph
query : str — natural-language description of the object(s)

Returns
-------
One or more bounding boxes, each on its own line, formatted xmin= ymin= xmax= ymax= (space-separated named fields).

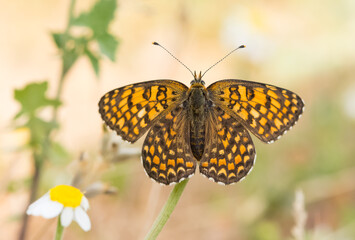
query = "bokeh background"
xmin=1 ymin=0 xmax=355 ymax=239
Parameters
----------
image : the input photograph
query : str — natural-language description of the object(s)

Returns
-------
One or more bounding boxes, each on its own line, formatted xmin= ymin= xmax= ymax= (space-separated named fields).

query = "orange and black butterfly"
xmin=98 ymin=43 xmax=304 ymax=185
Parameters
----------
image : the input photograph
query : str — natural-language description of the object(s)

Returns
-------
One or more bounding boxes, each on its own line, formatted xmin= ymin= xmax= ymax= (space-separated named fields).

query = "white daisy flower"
xmin=26 ymin=185 xmax=91 ymax=232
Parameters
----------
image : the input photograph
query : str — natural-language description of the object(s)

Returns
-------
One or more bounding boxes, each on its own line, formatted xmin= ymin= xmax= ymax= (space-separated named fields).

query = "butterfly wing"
xmin=200 ymin=106 xmax=256 ymax=185
xmin=142 ymin=105 xmax=196 ymax=185
xmin=207 ymin=80 xmax=305 ymax=143
xmin=99 ymin=80 xmax=188 ymax=143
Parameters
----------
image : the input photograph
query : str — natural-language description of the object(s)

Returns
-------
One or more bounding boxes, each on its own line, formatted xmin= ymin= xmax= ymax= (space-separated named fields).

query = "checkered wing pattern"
xmin=200 ymin=106 xmax=255 ymax=184
xmin=207 ymin=80 xmax=305 ymax=143
xmin=98 ymin=80 xmax=188 ymax=143
xmin=142 ymin=105 xmax=196 ymax=185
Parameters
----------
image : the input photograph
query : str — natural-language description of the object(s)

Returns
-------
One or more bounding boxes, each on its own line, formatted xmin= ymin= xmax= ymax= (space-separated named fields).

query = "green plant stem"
xmin=144 ymin=179 xmax=189 ymax=240
xmin=18 ymin=1 xmax=77 ymax=240
xmin=54 ymin=217 xmax=64 ymax=240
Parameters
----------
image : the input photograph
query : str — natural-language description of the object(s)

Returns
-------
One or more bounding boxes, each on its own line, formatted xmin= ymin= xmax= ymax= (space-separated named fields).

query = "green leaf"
xmin=72 ymin=0 xmax=117 ymax=36
xmin=14 ymin=82 xmax=60 ymax=118
xmin=25 ymin=117 xmax=58 ymax=147
xmin=85 ymin=48 xmax=100 ymax=76
xmin=51 ymin=32 xmax=66 ymax=49
xmin=97 ymin=33 xmax=118 ymax=61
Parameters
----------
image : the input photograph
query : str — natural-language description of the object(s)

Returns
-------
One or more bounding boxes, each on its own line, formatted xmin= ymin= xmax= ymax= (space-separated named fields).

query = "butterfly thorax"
xmin=188 ymin=83 xmax=207 ymax=160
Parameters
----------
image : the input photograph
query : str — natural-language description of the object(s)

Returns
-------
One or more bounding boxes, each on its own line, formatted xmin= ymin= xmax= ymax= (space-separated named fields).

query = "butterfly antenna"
xmin=201 ymin=45 xmax=245 ymax=78
xmin=153 ymin=42 xmax=195 ymax=78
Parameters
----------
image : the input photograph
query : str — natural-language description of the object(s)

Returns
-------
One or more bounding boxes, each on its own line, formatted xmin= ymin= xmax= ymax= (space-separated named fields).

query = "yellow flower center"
xmin=49 ymin=185 xmax=83 ymax=208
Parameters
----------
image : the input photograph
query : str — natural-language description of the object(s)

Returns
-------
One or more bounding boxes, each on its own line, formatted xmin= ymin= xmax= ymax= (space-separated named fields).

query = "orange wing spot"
xmin=238 ymin=86 xmax=247 ymax=101
xmin=103 ymin=105 xmax=109 ymax=112
xmin=140 ymin=119 xmax=148 ymax=128
xmin=283 ymin=118 xmax=290 ymax=125
xmin=237 ymin=166 xmax=244 ymax=175
xmin=283 ymin=93 xmax=289 ymax=99
xmin=110 ymin=99 xmax=116 ymax=106
xmin=231 ymin=145 xmax=237 ymax=153
xmin=240 ymin=145 xmax=246 ymax=154
xmin=149 ymin=146 xmax=155 ymax=155
xmin=165 ymin=112 xmax=173 ymax=120
xmin=288 ymin=113 xmax=295 ymax=120
xmin=167 ymin=159 xmax=175 ymax=167
xmin=265 ymin=133 xmax=270 ymax=138
xmin=146 ymin=156 xmax=151 ymax=165
xmin=118 ymin=97 xmax=127 ymax=108
xmin=222 ymin=113 xmax=231 ymax=119
xmin=210 ymin=158 xmax=217 ymax=165
xmin=259 ymin=105 xmax=268 ymax=114
xmin=270 ymin=127 xmax=278 ymax=134
xmin=277 ymin=112 xmax=283 ymax=119
xmin=217 ymin=168 xmax=227 ymax=176
xmin=177 ymin=158 xmax=184 ymax=165
xmin=153 ymin=156 xmax=160 ymax=165
xmin=235 ymin=135 xmax=241 ymax=143
xmin=170 ymin=128 xmax=177 ymax=136
xmin=151 ymin=167 xmax=158 ymax=174
xmin=250 ymin=119 xmax=257 ymax=128
xmin=271 ymin=98 xmax=281 ymax=109
xmin=266 ymin=85 xmax=277 ymax=91
xmin=284 ymin=99 xmax=291 ymax=107
xmin=227 ymin=153 xmax=232 ymax=160
xmin=291 ymin=106 xmax=298 ymax=113
xmin=282 ymin=107 xmax=288 ymax=114
xmin=120 ymin=104 xmax=129 ymax=114
xmin=233 ymin=102 xmax=241 ymax=111
xmin=186 ymin=162 xmax=194 ymax=168
xmin=104 ymin=97 xmax=109 ymax=104
xmin=292 ymin=98 xmax=299 ymax=105
xmin=110 ymin=117 xmax=117 ymax=125
xmin=123 ymin=85 xmax=133 ymax=90
xmin=259 ymin=117 xmax=267 ymax=126
xmin=121 ymin=126 xmax=129 ymax=134
xmin=219 ymin=149 xmax=225 ymax=155
xmin=252 ymin=91 xmax=267 ymax=105
xmin=218 ymin=128 xmax=225 ymax=136
xmin=239 ymin=109 xmax=249 ymax=120
xmin=201 ymin=162 xmax=208 ymax=168
xmin=158 ymin=173 xmax=166 ymax=179
xmin=163 ymin=132 xmax=169 ymax=140
xmin=166 ymin=139 xmax=172 ymax=148
xmin=218 ymin=158 xmax=226 ymax=166
xmin=222 ymin=139 xmax=229 ymax=149
xmin=117 ymin=118 xmax=125 ymax=128
xmin=235 ymin=155 xmax=242 ymax=164
xmin=131 ymin=117 xmax=138 ymax=126
xmin=228 ymin=163 xmax=235 ymax=171
xmin=250 ymin=108 xmax=260 ymax=119
xmin=244 ymin=155 xmax=250 ymax=163
xmin=148 ymin=109 xmax=159 ymax=121
xmin=124 ymin=111 xmax=131 ymax=120
xmin=209 ymin=166 xmax=217 ymax=174
xmin=131 ymin=106 xmax=139 ymax=114
xmin=258 ymin=127 xmax=264 ymax=135
xmin=159 ymin=163 xmax=166 ymax=171
xmin=106 ymin=112 xmax=112 ymax=119
xmin=112 ymin=106 xmax=118 ymax=113
xmin=226 ymin=132 xmax=231 ymax=140
xmin=269 ymin=105 xmax=278 ymax=114
xmin=121 ymin=89 xmax=132 ymax=98
xmin=158 ymin=145 xmax=163 ymax=153
xmin=133 ymin=127 xmax=139 ymax=135
xmin=228 ymin=173 xmax=236 ymax=179
xmin=230 ymin=92 xmax=239 ymax=100
xmin=267 ymin=112 xmax=274 ymax=120
xmin=274 ymin=118 xmax=283 ymax=130
xmin=267 ymin=90 xmax=279 ymax=99
xmin=177 ymin=167 xmax=186 ymax=173
xmin=167 ymin=168 xmax=176 ymax=176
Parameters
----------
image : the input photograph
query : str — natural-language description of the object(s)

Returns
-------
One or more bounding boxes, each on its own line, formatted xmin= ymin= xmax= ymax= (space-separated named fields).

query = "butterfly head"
xmin=190 ymin=71 xmax=205 ymax=86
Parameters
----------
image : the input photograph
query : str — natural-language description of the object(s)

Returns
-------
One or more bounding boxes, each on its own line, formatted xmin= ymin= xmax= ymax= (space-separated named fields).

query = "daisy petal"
xmin=80 ymin=196 xmax=89 ymax=211
xmin=27 ymin=192 xmax=50 ymax=215
xmin=74 ymin=207 xmax=91 ymax=232
xmin=40 ymin=198 xmax=63 ymax=219
xmin=61 ymin=207 xmax=74 ymax=227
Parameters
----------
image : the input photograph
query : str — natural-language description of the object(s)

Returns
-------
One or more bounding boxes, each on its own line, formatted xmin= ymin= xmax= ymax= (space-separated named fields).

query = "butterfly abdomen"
xmin=188 ymin=86 xmax=207 ymax=160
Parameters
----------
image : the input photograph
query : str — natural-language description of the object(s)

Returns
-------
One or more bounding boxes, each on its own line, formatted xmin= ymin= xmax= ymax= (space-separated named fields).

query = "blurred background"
xmin=1 ymin=0 xmax=355 ymax=239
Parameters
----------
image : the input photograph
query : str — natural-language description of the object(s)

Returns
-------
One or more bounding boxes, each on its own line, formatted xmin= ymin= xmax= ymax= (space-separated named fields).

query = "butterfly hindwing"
xmin=99 ymin=80 xmax=188 ymax=143
xmin=142 ymin=105 xmax=196 ymax=185
xmin=207 ymin=80 xmax=304 ymax=143
xmin=200 ymin=106 xmax=256 ymax=185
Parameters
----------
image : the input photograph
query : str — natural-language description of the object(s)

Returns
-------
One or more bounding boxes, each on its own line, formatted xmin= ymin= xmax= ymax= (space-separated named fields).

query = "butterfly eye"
xmin=190 ymin=80 xmax=195 ymax=85
xmin=201 ymin=80 xmax=205 ymax=85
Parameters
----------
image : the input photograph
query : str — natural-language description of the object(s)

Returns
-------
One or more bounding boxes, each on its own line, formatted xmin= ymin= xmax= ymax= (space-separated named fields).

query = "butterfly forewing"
xmin=98 ymin=80 xmax=188 ymax=143
xmin=142 ymin=105 xmax=196 ymax=185
xmin=200 ymin=106 xmax=255 ymax=184
xmin=207 ymin=80 xmax=305 ymax=143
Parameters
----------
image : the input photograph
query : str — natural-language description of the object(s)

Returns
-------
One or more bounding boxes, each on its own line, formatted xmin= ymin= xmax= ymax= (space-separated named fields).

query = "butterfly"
xmin=98 ymin=70 xmax=304 ymax=185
